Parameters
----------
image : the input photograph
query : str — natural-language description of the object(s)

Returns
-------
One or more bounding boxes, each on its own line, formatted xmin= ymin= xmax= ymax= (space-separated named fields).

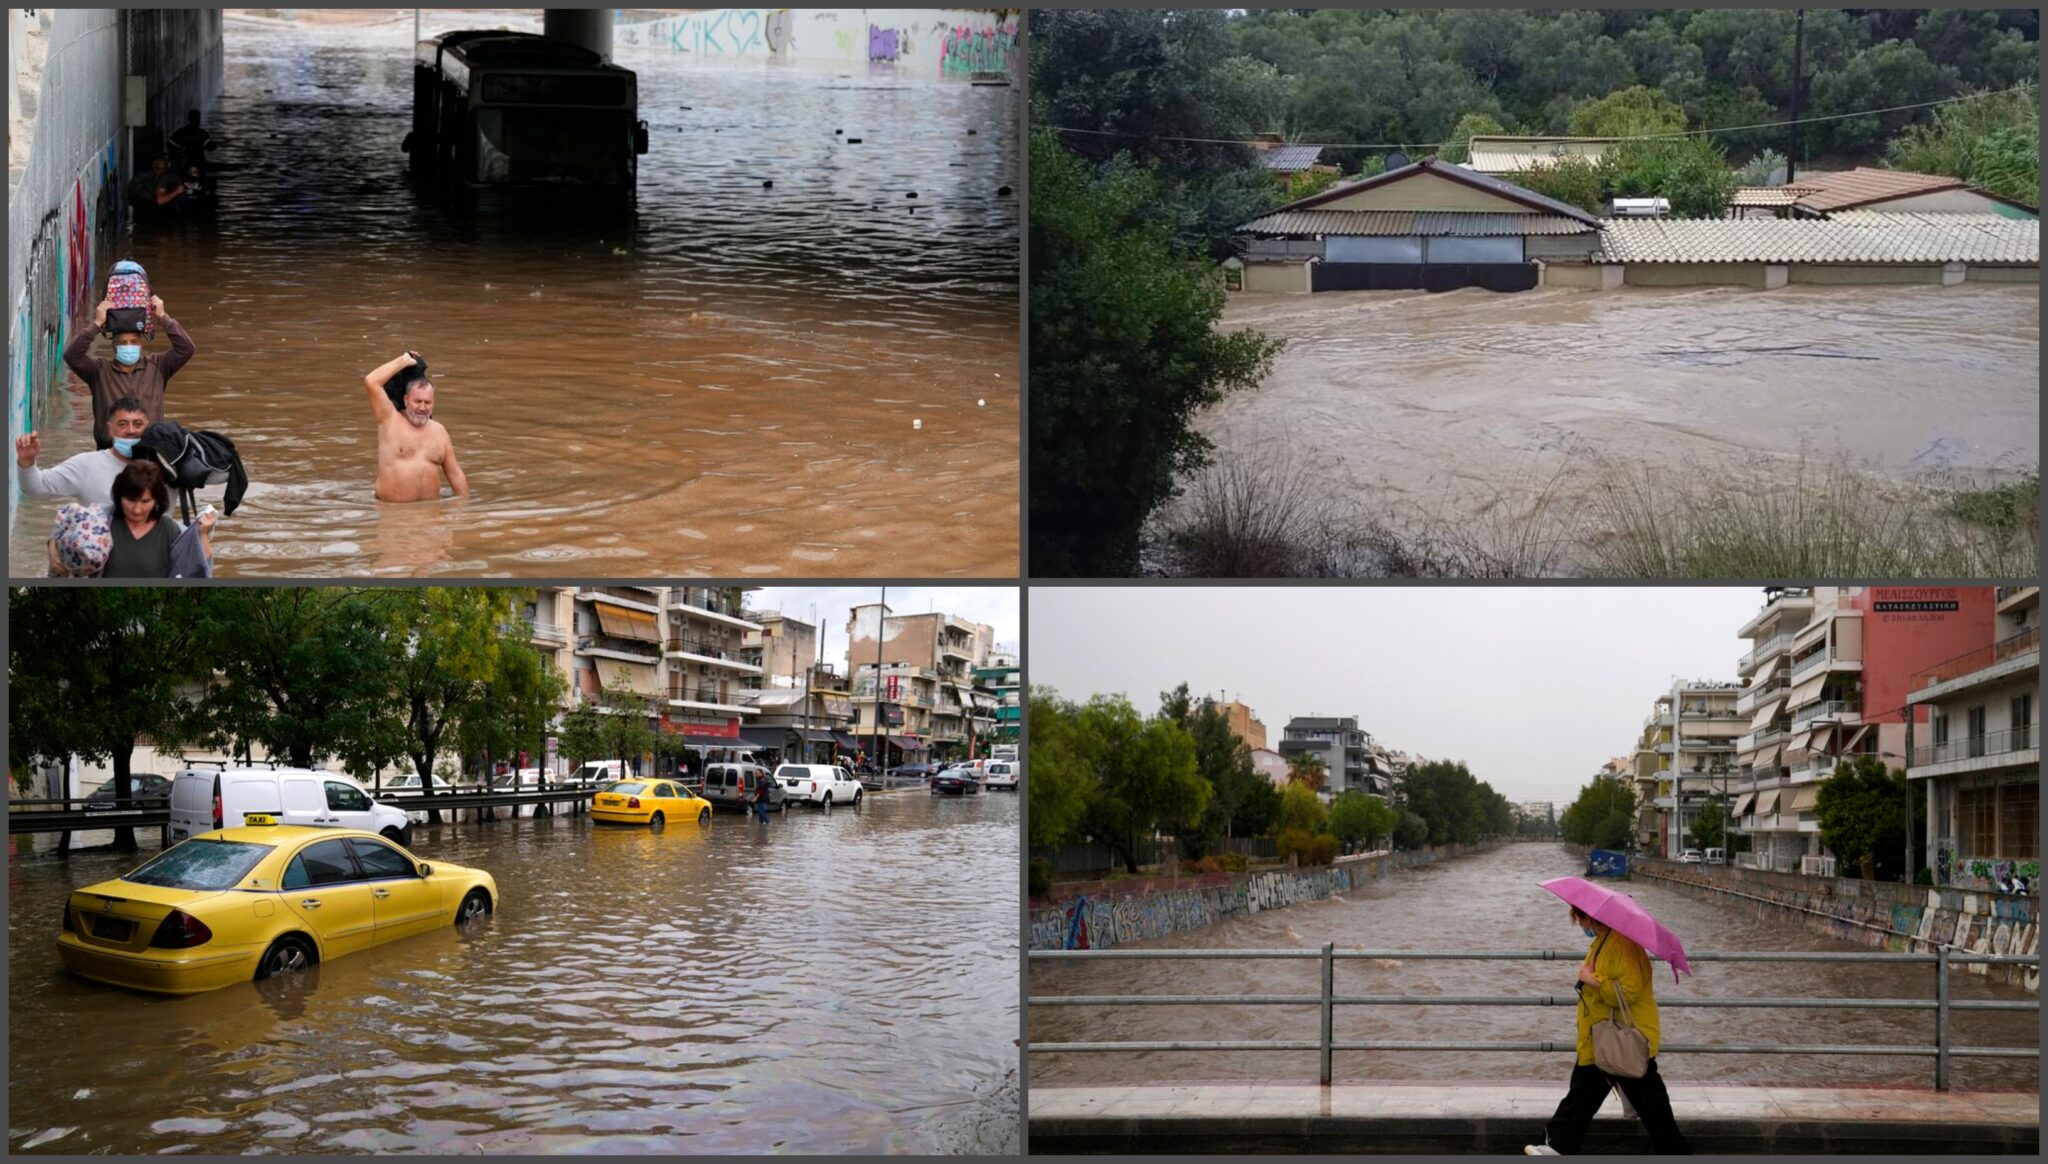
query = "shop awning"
xmin=887 ymin=736 xmax=926 ymax=751
xmin=738 ymin=727 xmax=788 ymax=750
xmin=1783 ymin=673 xmax=1829 ymax=711
xmin=1789 ymin=785 xmax=1820 ymax=812
xmin=833 ymin=732 xmax=863 ymax=751
xmin=595 ymin=602 xmax=662 ymax=643
xmin=1754 ymin=787 xmax=1781 ymax=815
xmin=1749 ymin=699 xmax=1784 ymax=731
xmin=680 ymin=732 xmax=741 ymax=746
xmin=1733 ymin=791 xmax=1756 ymax=816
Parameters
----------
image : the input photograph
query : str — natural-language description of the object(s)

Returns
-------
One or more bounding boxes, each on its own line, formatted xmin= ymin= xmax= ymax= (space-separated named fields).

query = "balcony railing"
xmin=518 ymin=618 xmax=567 ymax=645
xmin=1913 ymin=725 xmax=2036 ymax=767
xmin=582 ymin=585 xmax=663 ymax=608
xmin=1910 ymin=626 xmax=2040 ymax=693
xmin=1735 ymin=726 xmax=1786 ymax=753
xmin=1740 ymin=632 xmax=1795 ymax=671
xmin=668 ymin=686 xmax=736 ymax=706
xmin=1789 ymin=650 xmax=1831 ymax=681
xmin=1995 ymin=586 xmax=2036 ymax=605
xmin=1735 ymin=681 xmax=1787 ymax=713
xmin=1792 ymin=700 xmax=1860 ymax=729
xmin=665 ymin=637 xmax=746 ymax=662
xmin=578 ymin=635 xmax=660 ymax=662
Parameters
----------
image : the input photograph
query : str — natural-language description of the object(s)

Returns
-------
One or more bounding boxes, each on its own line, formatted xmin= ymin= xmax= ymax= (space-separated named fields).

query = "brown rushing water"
xmin=1194 ymin=285 xmax=2037 ymax=566
xmin=1029 ymin=843 xmax=2039 ymax=1090
xmin=12 ymin=14 xmax=1018 ymax=576
xmin=9 ymin=792 xmax=1019 ymax=1154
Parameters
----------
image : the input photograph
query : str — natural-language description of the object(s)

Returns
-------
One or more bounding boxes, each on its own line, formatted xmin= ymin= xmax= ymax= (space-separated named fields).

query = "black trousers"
xmin=1542 ymin=1057 xmax=1691 ymax=1154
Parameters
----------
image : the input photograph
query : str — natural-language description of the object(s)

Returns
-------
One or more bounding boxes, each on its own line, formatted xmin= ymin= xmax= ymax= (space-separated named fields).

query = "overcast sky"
xmin=748 ymin=586 xmax=1020 ymax=673
xmin=1030 ymin=587 xmax=1767 ymax=805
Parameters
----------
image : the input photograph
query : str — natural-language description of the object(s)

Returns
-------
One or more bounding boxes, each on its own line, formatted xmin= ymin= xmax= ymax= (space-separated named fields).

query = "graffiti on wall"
xmin=1029 ymin=866 xmax=1360 ymax=950
xmin=868 ymin=24 xmax=901 ymax=62
xmin=621 ymin=8 xmax=769 ymax=56
xmin=939 ymin=21 xmax=1017 ymax=77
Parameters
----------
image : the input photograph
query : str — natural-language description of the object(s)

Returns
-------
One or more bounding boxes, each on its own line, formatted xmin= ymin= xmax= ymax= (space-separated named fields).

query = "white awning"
xmin=1783 ymin=673 xmax=1830 ymax=711
xmin=1750 ymin=657 xmax=1783 ymax=686
xmin=1789 ymin=785 xmax=1820 ymax=812
xmin=1792 ymin=619 xmax=1829 ymax=655
xmin=1750 ymin=699 xmax=1785 ymax=731
xmin=1733 ymin=792 xmax=1756 ymax=816
xmin=1754 ymin=787 xmax=1781 ymax=815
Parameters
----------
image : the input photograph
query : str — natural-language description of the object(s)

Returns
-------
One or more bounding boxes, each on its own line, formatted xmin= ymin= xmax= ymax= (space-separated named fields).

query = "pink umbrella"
xmin=1539 ymin=875 xmax=1692 ymax=983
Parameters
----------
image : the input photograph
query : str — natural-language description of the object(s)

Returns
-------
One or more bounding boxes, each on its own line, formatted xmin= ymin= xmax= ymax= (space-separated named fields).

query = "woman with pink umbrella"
xmin=1525 ymin=876 xmax=1693 ymax=1155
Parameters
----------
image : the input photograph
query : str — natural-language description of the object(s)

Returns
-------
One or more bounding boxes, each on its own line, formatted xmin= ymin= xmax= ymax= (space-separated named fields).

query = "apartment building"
xmin=848 ymin=604 xmax=999 ymax=764
xmin=1732 ymin=586 xmax=1995 ymax=873
xmin=974 ymin=649 xmax=1022 ymax=742
xmin=1278 ymin=715 xmax=1391 ymax=801
xmin=744 ymin=662 xmax=856 ymax=764
xmin=743 ymin=612 xmax=820 ymax=689
xmin=1217 ymin=699 xmax=1268 ymax=751
xmin=661 ymin=586 xmax=764 ymax=747
xmin=1647 ymin=681 xmax=1745 ymax=855
xmin=1906 ymin=586 xmax=2039 ymax=894
xmin=1251 ymin=747 xmax=1291 ymax=790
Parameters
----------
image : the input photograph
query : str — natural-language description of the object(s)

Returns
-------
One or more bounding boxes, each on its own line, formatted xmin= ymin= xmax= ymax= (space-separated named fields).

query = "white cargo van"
xmin=167 ymin=767 xmax=411 ymax=845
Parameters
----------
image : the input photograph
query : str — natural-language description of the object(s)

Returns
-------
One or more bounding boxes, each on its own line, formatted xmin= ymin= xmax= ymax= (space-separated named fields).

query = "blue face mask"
xmin=114 ymin=344 xmax=142 ymax=366
xmin=112 ymin=437 xmax=139 ymax=458
xmin=1581 ymin=927 xmax=1599 ymax=939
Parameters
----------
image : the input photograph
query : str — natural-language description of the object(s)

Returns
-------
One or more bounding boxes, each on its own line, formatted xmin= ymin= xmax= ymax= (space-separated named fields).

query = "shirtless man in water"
xmin=364 ymin=352 xmax=468 ymax=502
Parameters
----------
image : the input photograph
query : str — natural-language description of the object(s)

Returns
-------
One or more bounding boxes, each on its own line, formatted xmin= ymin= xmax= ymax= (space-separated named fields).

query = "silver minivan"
xmin=168 ymin=767 xmax=411 ymax=845
xmin=702 ymin=763 xmax=783 ymax=813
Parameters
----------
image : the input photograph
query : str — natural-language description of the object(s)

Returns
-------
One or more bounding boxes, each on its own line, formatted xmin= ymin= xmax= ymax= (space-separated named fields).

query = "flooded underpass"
xmin=1029 ymin=843 xmax=2039 ymax=1091
xmin=12 ymin=12 xmax=1019 ymax=576
xmin=8 ymin=792 xmax=1020 ymax=1154
xmin=1187 ymin=285 xmax=2038 ymax=573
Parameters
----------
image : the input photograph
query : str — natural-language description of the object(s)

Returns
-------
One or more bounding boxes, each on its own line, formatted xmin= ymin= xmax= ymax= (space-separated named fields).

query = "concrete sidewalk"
xmin=1029 ymin=1082 xmax=2041 ymax=1154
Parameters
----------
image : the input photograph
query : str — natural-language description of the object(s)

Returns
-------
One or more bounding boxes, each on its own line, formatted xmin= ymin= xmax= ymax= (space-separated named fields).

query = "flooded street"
xmin=9 ymin=792 xmax=1019 ymax=1154
xmin=1195 ymin=285 xmax=2038 ymax=567
xmin=13 ymin=13 xmax=1019 ymax=576
xmin=1030 ymin=843 xmax=2039 ymax=1090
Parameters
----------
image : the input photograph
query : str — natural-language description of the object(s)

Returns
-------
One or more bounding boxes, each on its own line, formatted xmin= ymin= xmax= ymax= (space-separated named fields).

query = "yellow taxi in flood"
xmin=590 ymin=778 xmax=712 ymax=827
xmin=56 ymin=818 xmax=497 ymax=996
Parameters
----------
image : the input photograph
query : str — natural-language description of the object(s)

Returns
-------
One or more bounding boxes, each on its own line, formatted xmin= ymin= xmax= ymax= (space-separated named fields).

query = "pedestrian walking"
xmin=752 ymin=771 xmax=773 ymax=822
xmin=1526 ymin=877 xmax=1692 ymax=1155
xmin=64 ymin=294 xmax=195 ymax=448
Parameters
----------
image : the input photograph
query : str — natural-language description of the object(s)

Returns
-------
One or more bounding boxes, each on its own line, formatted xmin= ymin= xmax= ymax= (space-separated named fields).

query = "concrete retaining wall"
xmin=611 ymin=8 xmax=1018 ymax=78
xmin=8 ymin=8 xmax=124 ymax=523
xmin=1028 ymin=843 xmax=1495 ymax=950
xmin=1634 ymin=856 xmax=2039 ymax=993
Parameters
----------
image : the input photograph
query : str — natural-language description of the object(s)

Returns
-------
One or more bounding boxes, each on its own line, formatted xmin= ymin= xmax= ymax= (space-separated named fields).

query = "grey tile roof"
xmin=1240 ymin=210 xmax=1596 ymax=237
xmin=1592 ymin=215 xmax=2039 ymax=264
xmin=1256 ymin=144 xmax=1325 ymax=173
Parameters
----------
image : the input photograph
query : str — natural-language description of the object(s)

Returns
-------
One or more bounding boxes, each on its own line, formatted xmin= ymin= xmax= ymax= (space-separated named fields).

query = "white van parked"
xmin=167 ymin=767 xmax=412 ymax=846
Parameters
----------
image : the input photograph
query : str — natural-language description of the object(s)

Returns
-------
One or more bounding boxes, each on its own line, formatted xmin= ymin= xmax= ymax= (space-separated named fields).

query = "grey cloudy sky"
xmin=748 ymin=586 xmax=1020 ymax=673
xmin=1029 ymin=587 xmax=1767 ymax=805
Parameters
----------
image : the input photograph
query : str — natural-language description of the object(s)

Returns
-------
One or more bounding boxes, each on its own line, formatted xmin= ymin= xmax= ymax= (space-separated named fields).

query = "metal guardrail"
xmin=1914 ymin=726 xmax=2035 ymax=767
xmin=8 ymin=786 xmax=598 ymax=835
xmin=1027 ymin=947 xmax=2041 ymax=1090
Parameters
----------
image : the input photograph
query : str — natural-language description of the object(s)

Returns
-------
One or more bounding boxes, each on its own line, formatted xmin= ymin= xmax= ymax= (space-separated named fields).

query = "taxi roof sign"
xmin=242 ymin=813 xmax=279 ymax=826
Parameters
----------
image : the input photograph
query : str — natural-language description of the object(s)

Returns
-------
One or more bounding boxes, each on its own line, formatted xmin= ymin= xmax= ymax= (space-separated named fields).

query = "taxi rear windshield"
xmin=607 ymin=782 xmax=648 ymax=794
xmin=126 ymin=840 xmax=273 ymax=890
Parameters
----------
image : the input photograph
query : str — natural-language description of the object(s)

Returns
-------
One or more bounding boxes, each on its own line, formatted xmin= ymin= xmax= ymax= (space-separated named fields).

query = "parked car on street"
xmin=168 ymin=767 xmax=412 ymax=847
xmin=981 ymin=760 xmax=1020 ymax=791
xmin=590 ymin=779 xmax=711 ymax=828
xmin=931 ymin=767 xmax=982 ymax=796
xmin=702 ymin=763 xmax=783 ymax=813
xmin=56 ymin=820 xmax=495 ymax=995
xmin=1677 ymin=849 xmax=1703 ymax=864
xmin=83 ymin=773 xmax=171 ymax=812
xmin=1704 ymin=847 xmax=1726 ymax=865
xmin=890 ymin=763 xmax=937 ymax=782
xmin=776 ymin=763 xmax=863 ymax=807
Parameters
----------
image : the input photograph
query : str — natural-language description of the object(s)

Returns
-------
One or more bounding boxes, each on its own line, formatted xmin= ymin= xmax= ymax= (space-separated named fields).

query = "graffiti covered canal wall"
xmin=1027 ymin=844 xmax=1496 ymax=951
xmin=612 ymin=8 xmax=1019 ymax=78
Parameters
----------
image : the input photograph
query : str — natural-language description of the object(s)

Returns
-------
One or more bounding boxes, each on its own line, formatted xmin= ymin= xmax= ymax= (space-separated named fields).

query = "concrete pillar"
xmin=1941 ymin=262 xmax=1967 ymax=287
xmin=1763 ymin=264 xmax=1789 ymax=290
xmin=543 ymin=9 xmax=612 ymax=62
xmin=1598 ymin=264 xmax=1624 ymax=290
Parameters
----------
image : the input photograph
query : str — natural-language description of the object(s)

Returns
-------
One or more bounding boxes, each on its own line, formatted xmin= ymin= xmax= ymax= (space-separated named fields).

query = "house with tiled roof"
xmin=1730 ymin=167 xmax=2036 ymax=221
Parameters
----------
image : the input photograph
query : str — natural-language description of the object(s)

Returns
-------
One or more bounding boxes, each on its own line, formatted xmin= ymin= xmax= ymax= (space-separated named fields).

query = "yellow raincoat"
xmin=1575 ymin=927 xmax=1660 ymax=1067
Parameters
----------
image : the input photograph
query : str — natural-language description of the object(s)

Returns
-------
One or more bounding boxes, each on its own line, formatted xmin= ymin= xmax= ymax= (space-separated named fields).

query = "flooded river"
xmin=8 ymin=791 xmax=1019 ymax=1154
xmin=13 ymin=12 xmax=1019 ymax=576
xmin=1029 ymin=843 xmax=2039 ymax=1090
xmin=1192 ymin=285 xmax=2038 ymax=572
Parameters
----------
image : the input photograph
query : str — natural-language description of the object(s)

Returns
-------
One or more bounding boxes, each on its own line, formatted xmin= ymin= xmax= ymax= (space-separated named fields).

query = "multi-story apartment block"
xmin=742 ymin=612 xmax=820 ymax=689
xmin=1217 ymin=699 xmax=1268 ymax=751
xmin=1278 ymin=716 xmax=1391 ymax=801
xmin=1732 ymin=587 xmax=1994 ymax=873
xmin=1907 ymin=586 xmax=2039 ymax=894
xmin=1643 ymin=681 xmax=1745 ymax=855
xmin=975 ymin=649 xmax=1021 ymax=742
xmin=847 ymin=604 xmax=1000 ymax=764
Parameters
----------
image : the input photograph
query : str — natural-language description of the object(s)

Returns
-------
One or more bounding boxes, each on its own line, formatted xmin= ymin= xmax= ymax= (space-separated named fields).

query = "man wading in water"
xmin=363 ymin=351 xmax=469 ymax=502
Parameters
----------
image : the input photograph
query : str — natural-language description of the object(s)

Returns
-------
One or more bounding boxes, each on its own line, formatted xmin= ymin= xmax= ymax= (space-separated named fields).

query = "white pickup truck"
xmin=775 ymin=763 xmax=864 ymax=807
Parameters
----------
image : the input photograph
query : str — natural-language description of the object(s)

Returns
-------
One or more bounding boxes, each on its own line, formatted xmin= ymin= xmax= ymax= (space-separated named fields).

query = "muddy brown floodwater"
xmin=1029 ymin=843 xmax=2040 ymax=1091
xmin=11 ymin=14 xmax=1018 ymax=576
xmin=1194 ymin=285 xmax=2037 ymax=570
xmin=9 ymin=791 xmax=1019 ymax=1155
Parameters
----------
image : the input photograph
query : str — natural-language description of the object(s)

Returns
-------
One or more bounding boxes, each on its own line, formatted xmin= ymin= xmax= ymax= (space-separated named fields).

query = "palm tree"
xmin=1287 ymin=751 xmax=1328 ymax=793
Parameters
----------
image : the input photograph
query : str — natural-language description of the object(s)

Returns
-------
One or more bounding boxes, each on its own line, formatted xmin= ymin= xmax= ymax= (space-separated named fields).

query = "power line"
xmin=1050 ymin=83 xmax=2039 ymax=153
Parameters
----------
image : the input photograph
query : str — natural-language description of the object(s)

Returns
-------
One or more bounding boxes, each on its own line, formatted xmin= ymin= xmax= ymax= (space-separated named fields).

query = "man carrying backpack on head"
xmin=64 ymin=293 xmax=196 ymax=449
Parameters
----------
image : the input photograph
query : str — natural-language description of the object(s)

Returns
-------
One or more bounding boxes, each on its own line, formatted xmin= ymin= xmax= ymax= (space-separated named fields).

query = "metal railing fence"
xmin=1027 ymin=946 xmax=2040 ymax=1090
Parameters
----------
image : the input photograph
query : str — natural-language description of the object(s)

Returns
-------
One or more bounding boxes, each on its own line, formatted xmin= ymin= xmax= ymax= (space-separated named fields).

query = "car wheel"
xmin=381 ymin=826 xmax=406 ymax=844
xmin=255 ymin=934 xmax=316 ymax=979
xmin=822 ymin=792 xmax=833 ymax=807
xmin=698 ymin=807 xmax=710 ymax=825
xmin=649 ymin=811 xmax=665 ymax=829
xmin=456 ymin=888 xmax=492 ymax=925
xmin=851 ymin=789 xmax=862 ymax=805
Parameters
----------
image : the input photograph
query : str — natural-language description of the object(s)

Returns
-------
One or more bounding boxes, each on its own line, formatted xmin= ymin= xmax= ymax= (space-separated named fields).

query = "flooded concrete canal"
xmin=13 ymin=13 xmax=1019 ymax=576
xmin=9 ymin=791 xmax=1019 ymax=1154
xmin=1030 ymin=843 xmax=2039 ymax=1091
xmin=1194 ymin=285 xmax=2038 ymax=571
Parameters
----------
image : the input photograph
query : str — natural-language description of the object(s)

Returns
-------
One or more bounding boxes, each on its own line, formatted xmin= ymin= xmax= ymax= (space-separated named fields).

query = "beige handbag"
xmin=1589 ymin=975 xmax=1650 ymax=1079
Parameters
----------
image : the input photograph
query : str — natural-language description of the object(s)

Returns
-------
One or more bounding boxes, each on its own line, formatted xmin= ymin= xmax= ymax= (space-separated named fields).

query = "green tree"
xmin=1605 ymin=134 xmax=1738 ymax=218
xmin=1028 ymin=128 xmax=1284 ymax=577
xmin=1394 ymin=809 xmax=1430 ymax=850
xmin=1026 ymin=688 xmax=1096 ymax=849
xmin=1561 ymin=774 xmax=1638 ymax=848
xmin=1512 ymin=154 xmax=1607 ymax=215
xmin=1812 ymin=40 xmax=1959 ymax=154
xmin=1887 ymin=87 xmax=2040 ymax=207
xmin=1567 ymin=84 xmax=1687 ymax=138
xmin=9 ymin=589 xmax=211 ymax=851
xmin=1815 ymin=754 xmax=1911 ymax=881
xmin=557 ymin=698 xmax=607 ymax=776
xmin=1402 ymin=759 xmax=1491 ymax=845
xmin=599 ymin=676 xmax=656 ymax=777
xmin=1687 ymin=800 xmax=1727 ymax=851
xmin=453 ymin=637 xmax=566 ymax=785
xmin=196 ymin=589 xmax=408 ymax=775
xmin=386 ymin=589 xmax=521 ymax=820
xmin=1160 ymin=684 xmax=1276 ymax=857
xmin=1069 ymin=694 xmax=1209 ymax=873
xmin=1273 ymin=780 xmax=1327 ymax=836
xmin=1327 ymin=791 xmax=1398 ymax=850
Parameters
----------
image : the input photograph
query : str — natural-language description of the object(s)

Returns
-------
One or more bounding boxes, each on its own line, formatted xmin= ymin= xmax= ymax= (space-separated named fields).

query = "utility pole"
xmin=1786 ymin=8 xmax=1806 ymax=184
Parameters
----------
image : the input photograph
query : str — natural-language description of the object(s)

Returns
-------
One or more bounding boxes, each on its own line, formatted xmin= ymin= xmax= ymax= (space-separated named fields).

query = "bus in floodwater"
xmin=405 ymin=31 xmax=649 ymax=195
